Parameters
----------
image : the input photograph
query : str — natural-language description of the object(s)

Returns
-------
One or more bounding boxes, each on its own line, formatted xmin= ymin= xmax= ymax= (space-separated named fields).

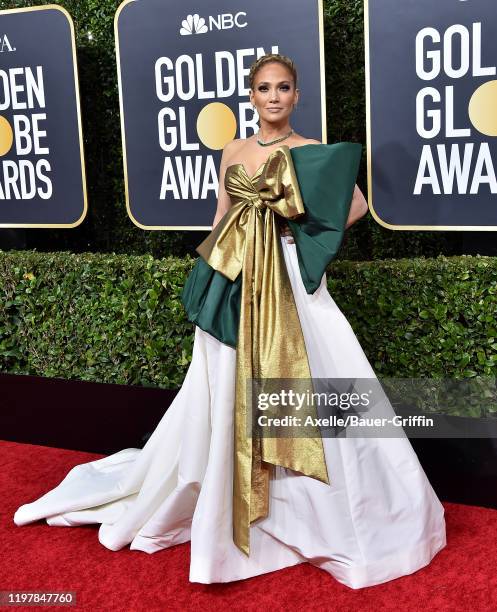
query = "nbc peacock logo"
xmin=180 ymin=14 xmax=208 ymax=36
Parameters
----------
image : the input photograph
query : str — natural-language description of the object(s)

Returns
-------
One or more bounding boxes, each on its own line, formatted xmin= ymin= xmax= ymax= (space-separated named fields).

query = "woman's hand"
xmin=280 ymin=221 xmax=294 ymax=243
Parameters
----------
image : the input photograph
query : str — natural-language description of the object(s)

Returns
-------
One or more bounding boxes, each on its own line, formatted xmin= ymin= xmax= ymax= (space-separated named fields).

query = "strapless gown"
xmin=13 ymin=153 xmax=447 ymax=589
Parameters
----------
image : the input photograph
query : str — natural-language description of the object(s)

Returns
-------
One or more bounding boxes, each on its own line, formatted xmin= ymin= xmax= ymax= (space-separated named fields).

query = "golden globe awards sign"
xmin=0 ymin=5 xmax=87 ymax=227
xmin=366 ymin=0 xmax=497 ymax=229
xmin=115 ymin=0 xmax=326 ymax=229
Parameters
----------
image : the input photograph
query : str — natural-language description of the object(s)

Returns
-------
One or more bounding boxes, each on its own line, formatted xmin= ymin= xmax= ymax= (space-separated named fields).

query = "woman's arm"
xmin=212 ymin=140 xmax=237 ymax=228
xmin=345 ymin=184 xmax=368 ymax=229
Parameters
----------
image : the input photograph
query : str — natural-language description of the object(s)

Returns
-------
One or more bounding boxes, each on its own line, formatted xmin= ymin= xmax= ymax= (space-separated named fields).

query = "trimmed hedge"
xmin=0 ymin=250 xmax=194 ymax=388
xmin=1 ymin=251 xmax=497 ymax=390
xmin=332 ymin=256 xmax=497 ymax=378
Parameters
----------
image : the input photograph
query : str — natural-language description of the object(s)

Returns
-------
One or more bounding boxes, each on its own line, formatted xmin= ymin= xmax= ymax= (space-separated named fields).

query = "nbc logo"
xmin=179 ymin=12 xmax=247 ymax=35
xmin=180 ymin=14 xmax=208 ymax=35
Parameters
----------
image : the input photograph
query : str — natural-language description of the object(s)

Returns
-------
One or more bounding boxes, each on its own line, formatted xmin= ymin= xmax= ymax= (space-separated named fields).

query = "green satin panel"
xmin=180 ymin=255 xmax=240 ymax=348
xmin=181 ymin=142 xmax=362 ymax=345
xmin=289 ymin=142 xmax=363 ymax=293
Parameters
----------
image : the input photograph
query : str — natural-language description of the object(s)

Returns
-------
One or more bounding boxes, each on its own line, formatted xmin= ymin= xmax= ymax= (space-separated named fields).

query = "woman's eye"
xmin=257 ymin=85 xmax=290 ymax=91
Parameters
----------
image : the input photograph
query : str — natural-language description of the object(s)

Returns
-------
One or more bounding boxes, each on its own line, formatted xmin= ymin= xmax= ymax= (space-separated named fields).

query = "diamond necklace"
xmin=257 ymin=128 xmax=294 ymax=147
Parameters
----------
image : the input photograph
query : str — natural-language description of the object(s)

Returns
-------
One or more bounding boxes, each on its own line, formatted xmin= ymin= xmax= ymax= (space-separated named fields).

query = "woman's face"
xmin=250 ymin=62 xmax=299 ymax=125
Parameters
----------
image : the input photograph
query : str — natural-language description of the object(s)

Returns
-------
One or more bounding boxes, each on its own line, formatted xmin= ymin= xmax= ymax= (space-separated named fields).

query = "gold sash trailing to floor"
xmin=196 ymin=146 xmax=329 ymax=555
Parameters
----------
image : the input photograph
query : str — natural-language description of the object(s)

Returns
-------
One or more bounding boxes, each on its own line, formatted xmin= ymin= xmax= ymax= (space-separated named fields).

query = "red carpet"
xmin=1 ymin=440 xmax=496 ymax=611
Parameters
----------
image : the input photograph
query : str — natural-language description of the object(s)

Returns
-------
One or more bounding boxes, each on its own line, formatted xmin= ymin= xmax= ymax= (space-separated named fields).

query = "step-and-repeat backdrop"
xmin=2 ymin=1 xmax=495 ymax=231
xmin=115 ymin=0 xmax=326 ymax=229
xmin=0 ymin=5 xmax=87 ymax=227
xmin=366 ymin=0 xmax=497 ymax=229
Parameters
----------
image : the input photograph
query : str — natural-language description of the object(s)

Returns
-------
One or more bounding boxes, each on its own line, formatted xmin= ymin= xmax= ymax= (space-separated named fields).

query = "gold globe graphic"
xmin=0 ymin=115 xmax=14 ymax=156
xmin=468 ymin=80 xmax=497 ymax=137
xmin=197 ymin=102 xmax=237 ymax=150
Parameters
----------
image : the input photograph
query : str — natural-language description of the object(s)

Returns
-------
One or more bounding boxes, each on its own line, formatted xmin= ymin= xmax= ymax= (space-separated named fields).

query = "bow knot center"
xmin=247 ymin=195 xmax=266 ymax=211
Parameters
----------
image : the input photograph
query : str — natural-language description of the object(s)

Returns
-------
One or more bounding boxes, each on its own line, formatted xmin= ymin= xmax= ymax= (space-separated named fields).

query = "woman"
xmin=14 ymin=53 xmax=446 ymax=589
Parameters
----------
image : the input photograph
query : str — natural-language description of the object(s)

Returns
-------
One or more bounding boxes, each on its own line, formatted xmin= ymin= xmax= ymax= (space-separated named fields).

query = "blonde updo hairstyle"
xmin=248 ymin=53 xmax=298 ymax=92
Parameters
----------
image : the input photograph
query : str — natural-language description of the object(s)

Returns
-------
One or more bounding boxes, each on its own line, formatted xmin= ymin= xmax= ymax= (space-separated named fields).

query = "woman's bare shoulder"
xmin=222 ymin=137 xmax=255 ymax=162
xmin=291 ymin=136 xmax=322 ymax=148
xmin=222 ymin=138 xmax=243 ymax=155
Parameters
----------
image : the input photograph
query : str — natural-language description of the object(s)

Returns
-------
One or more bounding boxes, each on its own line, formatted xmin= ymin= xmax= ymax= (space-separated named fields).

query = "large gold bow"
xmin=196 ymin=146 xmax=329 ymax=555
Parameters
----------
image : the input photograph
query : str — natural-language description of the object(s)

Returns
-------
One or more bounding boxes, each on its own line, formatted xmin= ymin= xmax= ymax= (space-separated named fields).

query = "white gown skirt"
xmin=13 ymin=237 xmax=446 ymax=589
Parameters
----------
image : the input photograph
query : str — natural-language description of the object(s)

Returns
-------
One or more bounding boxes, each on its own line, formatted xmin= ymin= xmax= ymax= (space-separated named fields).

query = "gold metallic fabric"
xmin=196 ymin=145 xmax=329 ymax=555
